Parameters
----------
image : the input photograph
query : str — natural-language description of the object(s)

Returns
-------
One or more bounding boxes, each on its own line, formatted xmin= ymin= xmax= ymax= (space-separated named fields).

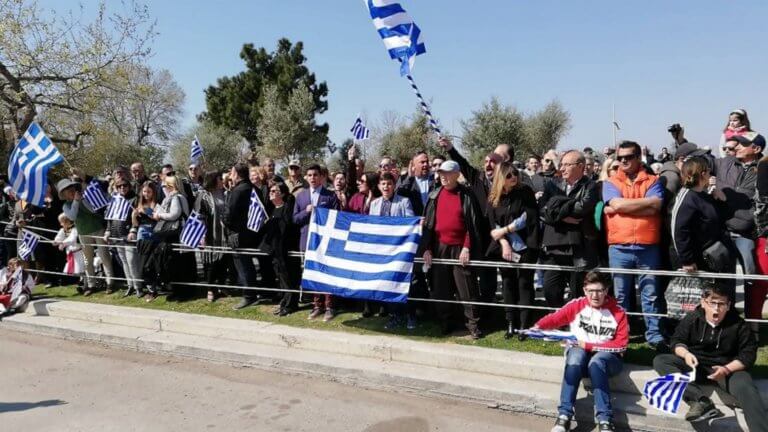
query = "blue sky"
xmin=46 ymin=1 xmax=768 ymax=155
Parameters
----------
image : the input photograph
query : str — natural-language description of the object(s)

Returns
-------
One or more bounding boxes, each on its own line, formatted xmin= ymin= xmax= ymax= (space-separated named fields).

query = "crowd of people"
xmin=0 ymin=108 xmax=767 ymax=430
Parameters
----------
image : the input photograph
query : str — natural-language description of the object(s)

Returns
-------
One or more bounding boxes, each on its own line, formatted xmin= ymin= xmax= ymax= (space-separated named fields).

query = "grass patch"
xmin=33 ymin=285 xmax=768 ymax=378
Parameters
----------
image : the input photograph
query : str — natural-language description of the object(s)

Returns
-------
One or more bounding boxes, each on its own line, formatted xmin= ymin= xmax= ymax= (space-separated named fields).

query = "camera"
xmin=667 ymin=123 xmax=682 ymax=134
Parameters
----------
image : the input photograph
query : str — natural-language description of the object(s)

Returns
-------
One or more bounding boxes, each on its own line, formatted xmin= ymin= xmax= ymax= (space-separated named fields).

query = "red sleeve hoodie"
xmin=534 ymin=296 xmax=629 ymax=353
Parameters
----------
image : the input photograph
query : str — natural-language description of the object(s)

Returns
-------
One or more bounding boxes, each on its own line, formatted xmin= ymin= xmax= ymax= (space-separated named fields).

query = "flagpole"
xmin=404 ymin=72 xmax=441 ymax=137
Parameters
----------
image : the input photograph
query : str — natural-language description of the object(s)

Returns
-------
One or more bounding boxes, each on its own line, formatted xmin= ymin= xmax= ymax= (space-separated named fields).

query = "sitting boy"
xmin=653 ymin=281 xmax=767 ymax=431
xmin=533 ymin=271 xmax=628 ymax=432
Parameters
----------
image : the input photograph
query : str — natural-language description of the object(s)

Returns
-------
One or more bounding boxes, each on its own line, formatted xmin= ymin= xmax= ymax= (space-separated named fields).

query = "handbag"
xmin=702 ymin=239 xmax=734 ymax=272
xmin=665 ymin=276 xmax=705 ymax=320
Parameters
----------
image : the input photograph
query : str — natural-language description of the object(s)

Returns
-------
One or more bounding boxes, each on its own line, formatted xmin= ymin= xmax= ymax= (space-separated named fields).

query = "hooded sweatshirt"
xmin=671 ymin=306 xmax=757 ymax=368
xmin=535 ymin=296 xmax=628 ymax=353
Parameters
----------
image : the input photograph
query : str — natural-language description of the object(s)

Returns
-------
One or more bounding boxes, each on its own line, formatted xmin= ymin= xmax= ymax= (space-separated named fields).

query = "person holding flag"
xmin=103 ymin=178 xmax=139 ymax=297
xmin=652 ymin=281 xmax=767 ymax=430
xmin=531 ymin=271 xmax=628 ymax=432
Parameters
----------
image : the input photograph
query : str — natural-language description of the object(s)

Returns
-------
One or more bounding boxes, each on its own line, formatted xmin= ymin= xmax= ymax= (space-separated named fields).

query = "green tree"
xmin=326 ymin=138 xmax=354 ymax=175
xmin=202 ymin=38 xmax=328 ymax=146
xmin=169 ymin=121 xmax=250 ymax=173
xmin=255 ymin=83 xmax=327 ymax=165
xmin=376 ymin=108 xmax=444 ymax=169
xmin=460 ymin=98 xmax=571 ymax=164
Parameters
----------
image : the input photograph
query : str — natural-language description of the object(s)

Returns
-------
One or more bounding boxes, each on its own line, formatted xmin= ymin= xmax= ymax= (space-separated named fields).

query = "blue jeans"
xmin=559 ymin=347 xmax=623 ymax=422
xmin=608 ymin=245 xmax=664 ymax=344
xmin=233 ymin=254 xmax=258 ymax=301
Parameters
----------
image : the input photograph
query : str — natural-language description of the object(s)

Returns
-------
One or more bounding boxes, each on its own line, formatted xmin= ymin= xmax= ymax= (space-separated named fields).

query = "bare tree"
xmin=0 ymin=0 xmax=156 ymax=147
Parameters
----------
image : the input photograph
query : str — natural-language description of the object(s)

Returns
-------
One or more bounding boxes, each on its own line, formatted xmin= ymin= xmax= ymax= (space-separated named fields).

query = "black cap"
xmin=674 ymin=142 xmax=699 ymax=160
xmin=730 ymin=132 xmax=766 ymax=151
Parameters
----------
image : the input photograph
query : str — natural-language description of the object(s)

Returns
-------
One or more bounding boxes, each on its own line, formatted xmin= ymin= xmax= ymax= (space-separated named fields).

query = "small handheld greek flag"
xmin=83 ymin=180 xmax=109 ymax=211
xmin=366 ymin=0 xmax=426 ymax=76
xmin=643 ymin=371 xmax=695 ymax=415
xmin=518 ymin=329 xmax=577 ymax=342
xmin=191 ymin=135 xmax=203 ymax=163
xmin=180 ymin=211 xmax=207 ymax=248
xmin=18 ymin=229 xmax=41 ymax=261
xmin=247 ymin=190 xmax=267 ymax=232
xmin=104 ymin=194 xmax=133 ymax=221
xmin=7 ymin=122 xmax=64 ymax=207
xmin=350 ymin=116 xmax=370 ymax=140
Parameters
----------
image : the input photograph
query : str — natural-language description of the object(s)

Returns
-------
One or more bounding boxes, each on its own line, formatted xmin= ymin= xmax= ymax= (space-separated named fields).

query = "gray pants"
xmin=115 ymin=242 xmax=141 ymax=291
xmin=80 ymin=229 xmax=114 ymax=289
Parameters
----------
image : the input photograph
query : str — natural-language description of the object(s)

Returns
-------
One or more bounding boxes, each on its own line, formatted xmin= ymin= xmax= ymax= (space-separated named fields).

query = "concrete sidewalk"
xmin=2 ymin=300 xmax=765 ymax=431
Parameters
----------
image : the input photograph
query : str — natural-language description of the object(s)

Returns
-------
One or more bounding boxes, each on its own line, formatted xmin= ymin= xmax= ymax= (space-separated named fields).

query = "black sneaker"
xmin=685 ymin=398 xmax=723 ymax=423
xmin=597 ymin=420 xmax=615 ymax=431
xmin=550 ymin=415 xmax=571 ymax=432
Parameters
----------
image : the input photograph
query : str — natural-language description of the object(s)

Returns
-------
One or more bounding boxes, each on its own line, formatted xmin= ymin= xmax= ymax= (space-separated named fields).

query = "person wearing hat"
xmin=284 ymin=159 xmax=307 ymax=197
xmin=436 ymin=137 xmax=497 ymax=306
xmin=713 ymin=131 xmax=766 ymax=320
xmin=421 ymin=159 xmax=485 ymax=339
xmin=58 ymin=178 xmax=114 ymax=296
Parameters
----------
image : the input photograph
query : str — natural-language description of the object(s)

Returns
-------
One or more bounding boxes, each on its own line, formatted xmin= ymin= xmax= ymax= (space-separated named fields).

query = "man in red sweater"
xmin=421 ymin=160 xmax=485 ymax=339
xmin=533 ymin=271 xmax=628 ymax=432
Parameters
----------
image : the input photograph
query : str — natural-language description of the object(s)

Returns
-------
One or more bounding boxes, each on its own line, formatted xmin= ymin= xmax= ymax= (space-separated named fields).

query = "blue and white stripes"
xmin=7 ymin=122 xmax=64 ymax=207
xmin=350 ymin=117 xmax=370 ymax=140
xmin=83 ymin=180 xmax=110 ymax=211
xmin=247 ymin=190 xmax=267 ymax=232
xmin=301 ymin=208 xmax=422 ymax=303
xmin=643 ymin=371 xmax=694 ymax=415
xmin=104 ymin=194 xmax=133 ymax=221
xmin=366 ymin=0 xmax=425 ymax=77
xmin=180 ymin=211 xmax=207 ymax=248
xmin=18 ymin=229 xmax=40 ymax=261
xmin=191 ymin=135 xmax=203 ymax=163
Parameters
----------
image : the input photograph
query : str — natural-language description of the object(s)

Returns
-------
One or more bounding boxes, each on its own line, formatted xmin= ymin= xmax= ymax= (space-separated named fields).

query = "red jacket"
xmin=535 ymin=297 xmax=629 ymax=353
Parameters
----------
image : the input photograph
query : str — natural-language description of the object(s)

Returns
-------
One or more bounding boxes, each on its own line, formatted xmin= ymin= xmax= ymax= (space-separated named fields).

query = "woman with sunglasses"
xmin=260 ymin=182 xmax=299 ymax=316
xmin=102 ymin=179 xmax=138 ymax=296
xmin=347 ymin=172 xmax=380 ymax=215
xmin=487 ymin=162 xmax=540 ymax=339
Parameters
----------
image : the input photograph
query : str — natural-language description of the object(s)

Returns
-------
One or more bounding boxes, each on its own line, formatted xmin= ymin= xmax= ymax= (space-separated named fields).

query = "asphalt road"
xmin=0 ymin=330 xmax=552 ymax=432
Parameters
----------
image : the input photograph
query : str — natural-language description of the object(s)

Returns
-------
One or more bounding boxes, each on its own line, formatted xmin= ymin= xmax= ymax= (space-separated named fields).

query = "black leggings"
xmin=500 ymin=267 xmax=535 ymax=328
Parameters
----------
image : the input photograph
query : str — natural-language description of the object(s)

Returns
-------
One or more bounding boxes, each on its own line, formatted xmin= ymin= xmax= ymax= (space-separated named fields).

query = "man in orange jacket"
xmin=603 ymin=140 xmax=667 ymax=351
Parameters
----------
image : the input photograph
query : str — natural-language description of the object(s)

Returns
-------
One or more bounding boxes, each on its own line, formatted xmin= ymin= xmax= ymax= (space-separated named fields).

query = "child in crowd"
xmin=0 ymin=258 xmax=35 ymax=316
xmin=533 ymin=271 xmax=628 ymax=432
xmin=52 ymin=213 xmax=85 ymax=291
xmin=720 ymin=109 xmax=752 ymax=156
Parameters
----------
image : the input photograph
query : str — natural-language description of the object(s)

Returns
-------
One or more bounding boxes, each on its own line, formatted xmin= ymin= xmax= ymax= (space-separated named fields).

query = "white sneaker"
xmin=551 ymin=415 xmax=571 ymax=432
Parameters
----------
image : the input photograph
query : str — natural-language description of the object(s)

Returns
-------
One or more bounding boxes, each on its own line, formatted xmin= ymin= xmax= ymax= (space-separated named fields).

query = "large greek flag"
xmin=643 ymin=371 xmax=695 ymax=415
xmin=301 ymin=208 xmax=422 ymax=303
xmin=366 ymin=0 xmax=426 ymax=76
xmin=7 ymin=122 xmax=64 ymax=207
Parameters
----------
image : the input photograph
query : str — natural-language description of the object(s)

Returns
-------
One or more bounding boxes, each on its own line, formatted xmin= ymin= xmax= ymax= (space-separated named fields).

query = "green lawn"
xmin=32 ymin=285 xmax=768 ymax=378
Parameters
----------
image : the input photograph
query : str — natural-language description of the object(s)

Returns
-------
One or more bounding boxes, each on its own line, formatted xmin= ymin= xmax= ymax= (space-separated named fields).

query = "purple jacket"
xmin=293 ymin=187 xmax=340 ymax=251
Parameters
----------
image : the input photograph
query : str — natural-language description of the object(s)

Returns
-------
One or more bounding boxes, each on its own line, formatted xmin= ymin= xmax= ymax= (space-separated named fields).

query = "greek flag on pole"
xmin=180 ymin=211 xmax=207 ymax=248
xmin=7 ymin=122 xmax=64 ymax=207
xmin=83 ymin=180 xmax=109 ymax=211
xmin=191 ymin=135 xmax=203 ymax=163
xmin=350 ymin=116 xmax=370 ymax=140
xmin=643 ymin=371 xmax=695 ymax=415
xmin=247 ymin=190 xmax=267 ymax=232
xmin=18 ymin=229 xmax=40 ymax=261
xmin=301 ymin=208 xmax=422 ymax=303
xmin=518 ymin=329 xmax=577 ymax=343
xmin=366 ymin=0 xmax=426 ymax=76
xmin=104 ymin=194 xmax=133 ymax=221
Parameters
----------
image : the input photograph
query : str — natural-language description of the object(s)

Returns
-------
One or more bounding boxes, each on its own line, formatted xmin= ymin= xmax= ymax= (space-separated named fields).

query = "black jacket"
xmin=486 ymin=184 xmax=539 ymax=260
xmin=670 ymin=188 xmax=732 ymax=270
xmin=396 ymin=175 xmax=436 ymax=217
xmin=421 ymin=184 xmax=485 ymax=259
xmin=671 ymin=306 xmax=757 ymax=369
xmin=223 ymin=180 xmax=262 ymax=248
xmin=539 ymin=176 xmax=599 ymax=269
xmin=448 ymin=147 xmax=491 ymax=216
xmin=714 ymin=156 xmax=758 ymax=238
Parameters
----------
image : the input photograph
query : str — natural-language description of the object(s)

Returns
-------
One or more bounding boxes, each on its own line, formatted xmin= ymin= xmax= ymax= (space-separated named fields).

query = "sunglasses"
xmin=616 ymin=154 xmax=637 ymax=162
xmin=505 ymin=173 xmax=516 ymax=180
xmin=543 ymin=159 xmax=553 ymax=163
xmin=610 ymin=166 xmax=620 ymax=171
xmin=722 ymin=146 xmax=736 ymax=152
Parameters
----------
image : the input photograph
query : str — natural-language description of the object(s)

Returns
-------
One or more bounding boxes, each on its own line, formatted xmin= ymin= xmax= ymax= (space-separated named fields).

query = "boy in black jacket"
xmin=653 ymin=281 xmax=767 ymax=431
